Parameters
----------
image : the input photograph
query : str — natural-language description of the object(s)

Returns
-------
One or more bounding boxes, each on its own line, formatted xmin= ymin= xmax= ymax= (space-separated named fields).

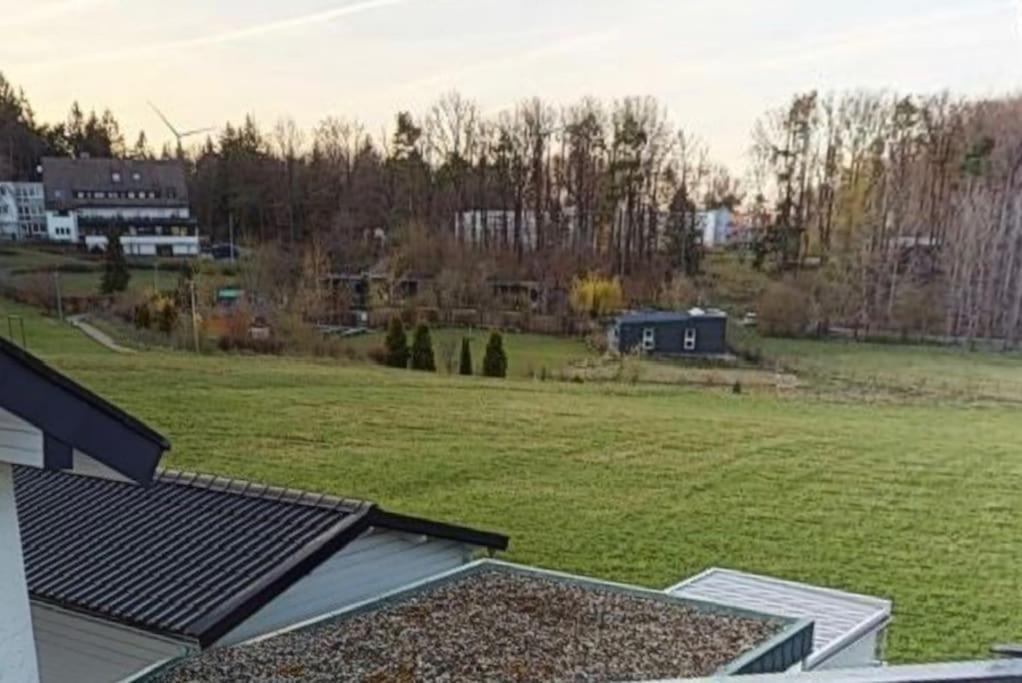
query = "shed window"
xmin=642 ymin=327 xmax=655 ymax=351
xmin=684 ymin=328 xmax=697 ymax=351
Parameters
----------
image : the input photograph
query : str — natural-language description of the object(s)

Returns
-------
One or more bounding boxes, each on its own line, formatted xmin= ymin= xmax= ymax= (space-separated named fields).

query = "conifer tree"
xmin=482 ymin=331 xmax=508 ymax=378
xmin=410 ymin=324 xmax=436 ymax=371
xmin=384 ymin=317 xmax=409 ymax=368
xmin=100 ymin=232 xmax=130 ymax=294
xmin=459 ymin=337 xmax=473 ymax=376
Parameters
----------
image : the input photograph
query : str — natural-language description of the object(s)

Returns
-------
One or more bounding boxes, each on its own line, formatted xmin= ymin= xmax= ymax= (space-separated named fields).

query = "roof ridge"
xmin=154 ymin=468 xmax=372 ymax=513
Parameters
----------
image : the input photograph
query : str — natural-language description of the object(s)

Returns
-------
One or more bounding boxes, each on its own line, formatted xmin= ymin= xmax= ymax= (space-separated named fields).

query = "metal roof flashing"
xmin=667 ymin=568 xmax=892 ymax=671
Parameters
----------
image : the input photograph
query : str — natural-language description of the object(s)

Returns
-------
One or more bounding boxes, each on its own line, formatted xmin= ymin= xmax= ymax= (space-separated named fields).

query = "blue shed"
xmin=610 ymin=309 xmax=728 ymax=356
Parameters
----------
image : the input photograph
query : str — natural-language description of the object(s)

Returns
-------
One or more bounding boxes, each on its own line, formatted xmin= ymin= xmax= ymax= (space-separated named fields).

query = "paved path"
xmin=68 ymin=315 xmax=136 ymax=354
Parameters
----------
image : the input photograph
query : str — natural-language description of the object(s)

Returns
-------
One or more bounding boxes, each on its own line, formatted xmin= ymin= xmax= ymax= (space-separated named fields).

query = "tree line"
xmin=4 ymin=69 xmax=1022 ymax=343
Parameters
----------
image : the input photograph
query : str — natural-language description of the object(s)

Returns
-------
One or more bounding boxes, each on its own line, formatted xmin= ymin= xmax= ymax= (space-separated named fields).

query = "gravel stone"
xmin=154 ymin=569 xmax=781 ymax=682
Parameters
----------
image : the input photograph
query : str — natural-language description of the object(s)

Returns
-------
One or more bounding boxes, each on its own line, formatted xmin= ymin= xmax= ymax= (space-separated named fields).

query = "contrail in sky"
xmin=17 ymin=0 xmax=407 ymax=71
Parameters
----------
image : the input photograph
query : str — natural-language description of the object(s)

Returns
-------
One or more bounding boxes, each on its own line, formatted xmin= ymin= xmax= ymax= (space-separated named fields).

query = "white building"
xmin=698 ymin=208 xmax=734 ymax=248
xmin=42 ymin=157 xmax=199 ymax=257
xmin=0 ymin=182 xmax=45 ymax=240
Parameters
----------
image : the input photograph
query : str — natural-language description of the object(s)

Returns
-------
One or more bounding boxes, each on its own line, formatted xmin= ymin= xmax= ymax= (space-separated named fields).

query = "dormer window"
xmin=111 ymin=172 xmax=121 ymax=183
xmin=132 ymin=172 xmax=142 ymax=182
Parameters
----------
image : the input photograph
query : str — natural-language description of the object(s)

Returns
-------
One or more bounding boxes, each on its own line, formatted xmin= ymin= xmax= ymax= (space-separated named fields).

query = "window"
xmin=684 ymin=328 xmax=697 ymax=351
xmin=132 ymin=172 xmax=141 ymax=182
xmin=127 ymin=191 xmax=136 ymax=199
xmin=111 ymin=172 xmax=121 ymax=183
xmin=641 ymin=327 xmax=655 ymax=352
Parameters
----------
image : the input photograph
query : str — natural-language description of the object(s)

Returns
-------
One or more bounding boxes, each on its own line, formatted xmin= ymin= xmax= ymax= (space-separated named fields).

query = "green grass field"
xmin=4 ymin=298 xmax=1022 ymax=664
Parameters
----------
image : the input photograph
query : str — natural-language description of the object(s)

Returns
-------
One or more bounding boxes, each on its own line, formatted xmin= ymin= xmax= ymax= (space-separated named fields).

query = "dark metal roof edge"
xmin=0 ymin=335 xmax=170 ymax=450
xmin=187 ymin=504 xmax=375 ymax=648
xmin=368 ymin=509 xmax=510 ymax=551
xmin=154 ymin=469 xmax=370 ymax=513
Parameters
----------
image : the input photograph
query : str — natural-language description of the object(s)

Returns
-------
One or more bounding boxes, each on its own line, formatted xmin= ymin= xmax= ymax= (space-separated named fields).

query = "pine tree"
xmin=410 ymin=324 xmax=436 ymax=371
xmin=384 ymin=317 xmax=409 ymax=368
xmin=100 ymin=233 xmax=130 ymax=294
xmin=482 ymin=331 xmax=508 ymax=378
xmin=459 ymin=337 xmax=473 ymax=376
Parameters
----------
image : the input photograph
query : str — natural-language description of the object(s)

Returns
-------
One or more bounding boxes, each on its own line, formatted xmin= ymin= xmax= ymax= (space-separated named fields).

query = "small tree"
xmin=569 ymin=274 xmax=624 ymax=319
xmin=482 ymin=331 xmax=507 ymax=378
xmin=384 ymin=317 xmax=409 ymax=368
xmin=100 ymin=233 xmax=131 ymax=294
xmin=410 ymin=324 xmax=436 ymax=371
xmin=459 ymin=337 xmax=473 ymax=376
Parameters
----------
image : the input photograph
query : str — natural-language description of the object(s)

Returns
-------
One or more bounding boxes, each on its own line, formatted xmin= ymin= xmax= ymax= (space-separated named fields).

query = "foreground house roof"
xmin=14 ymin=467 xmax=508 ymax=648
xmin=0 ymin=335 xmax=169 ymax=484
xmin=149 ymin=560 xmax=814 ymax=681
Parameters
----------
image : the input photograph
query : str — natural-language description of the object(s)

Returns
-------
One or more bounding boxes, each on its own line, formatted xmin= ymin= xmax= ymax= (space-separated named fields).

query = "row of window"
xmin=14 ymin=186 xmax=42 ymax=198
xmin=641 ymin=327 xmax=698 ymax=351
xmin=81 ymin=225 xmax=193 ymax=237
xmin=71 ymin=189 xmax=170 ymax=200
xmin=53 ymin=227 xmax=73 ymax=236
xmin=110 ymin=171 xmax=143 ymax=184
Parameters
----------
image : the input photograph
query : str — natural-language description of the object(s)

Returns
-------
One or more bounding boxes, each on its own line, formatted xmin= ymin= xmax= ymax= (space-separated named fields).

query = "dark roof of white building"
xmin=14 ymin=467 xmax=508 ymax=647
xmin=41 ymin=157 xmax=189 ymax=210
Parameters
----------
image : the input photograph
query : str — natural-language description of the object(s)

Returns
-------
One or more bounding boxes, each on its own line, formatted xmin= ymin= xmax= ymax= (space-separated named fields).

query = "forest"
xmin=2 ymin=71 xmax=1022 ymax=344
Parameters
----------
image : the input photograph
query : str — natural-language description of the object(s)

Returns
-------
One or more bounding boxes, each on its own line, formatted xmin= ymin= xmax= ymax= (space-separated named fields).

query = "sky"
xmin=2 ymin=0 xmax=1021 ymax=172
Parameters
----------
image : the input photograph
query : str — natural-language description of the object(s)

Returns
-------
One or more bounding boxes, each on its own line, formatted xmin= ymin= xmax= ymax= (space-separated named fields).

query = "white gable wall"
xmin=31 ymin=603 xmax=194 ymax=683
xmin=219 ymin=528 xmax=474 ymax=646
xmin=0 ymin=407 xmax=43 ymax=468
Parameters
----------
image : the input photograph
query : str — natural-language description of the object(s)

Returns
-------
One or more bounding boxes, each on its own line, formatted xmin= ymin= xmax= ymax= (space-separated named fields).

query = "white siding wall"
xmin=0 ymin=407 xmax=43 ymax=468
xmin=0 ymin=463 xmax=40 ymax=683
xmin=31 ymin=603 xmax=194 ymax=683
xmin=219 ymin=528 xmax=472 ymax=646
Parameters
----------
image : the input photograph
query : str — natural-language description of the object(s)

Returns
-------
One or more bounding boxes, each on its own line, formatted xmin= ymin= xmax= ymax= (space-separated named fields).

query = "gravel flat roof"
xmin=153 ymin=566 xmax=785 ymax=682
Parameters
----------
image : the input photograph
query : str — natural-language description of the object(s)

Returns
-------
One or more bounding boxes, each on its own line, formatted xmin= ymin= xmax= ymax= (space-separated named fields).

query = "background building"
xmin=42 ymin=157 xmax=199 ymax=256
xmin=0 ymin=182 xmax=45 ymax=241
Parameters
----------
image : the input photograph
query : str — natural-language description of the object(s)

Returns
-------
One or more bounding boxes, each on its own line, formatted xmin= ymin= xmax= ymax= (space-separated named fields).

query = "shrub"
xmin=569 ymin=274 xmax=624 ymax=319
xmin=367 ymin=345 xmax=388 ymax=366
xmin=384 ymin=317 xmax=409 ymax=368
xmin=133 ymin=302 xmax=152 ymax=329
xmin=154 ymin=296 xmax=179 ymax=334
xmin=482 ymin=331 xmax=508 ymax=378
xmin=459 ymin=337 xmax=473 ymax=376
xmin=757 ymin=281 xmax=810 ymax=338
xmin=100 ymin=233 xmax=131 ymax=294
xmin=410 ymin=324 xmax=436 ymax=371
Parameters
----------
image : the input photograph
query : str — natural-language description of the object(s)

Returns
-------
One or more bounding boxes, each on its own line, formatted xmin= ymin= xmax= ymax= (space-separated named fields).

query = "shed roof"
xmin=617 ymin=309 xmax=727 ymax=325
xmin=14 ymin=467 xmax=508 ymax=647
xmin=0 ymin=335 xmax=169 ymax=483
xmin=667 ymin=568 xmax=891 ymax=670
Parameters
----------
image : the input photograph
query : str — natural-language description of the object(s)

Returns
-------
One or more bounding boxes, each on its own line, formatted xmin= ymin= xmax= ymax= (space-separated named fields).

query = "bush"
xmin=133 ymin=302 xmax=152 ymax=330
xmin=459 ymin=338 xmax=473 ymax=376
xmin=367 ymin=346 xmax=388 ymax=366
xmin=757 ymin=281 xmax=810 ymax=337
xmin=153 ymin=296 xmax=179 ymax=334
xmin=410 ymin=324 xmax=436 ymax=371
xmin=384 ymin=317 xmax=409 ymax=368
xmin=482 ymin=331 xmax=508 ymax=378
xmin=569 ymin=274 xmax=624 ymax=319
xmin=217 ymin=334 xmax=284 ymax=355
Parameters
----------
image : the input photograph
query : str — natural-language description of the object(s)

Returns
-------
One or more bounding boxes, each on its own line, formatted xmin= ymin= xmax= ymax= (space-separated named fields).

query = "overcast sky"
xmin=3 ymin=0 xmax=1021 ymax=171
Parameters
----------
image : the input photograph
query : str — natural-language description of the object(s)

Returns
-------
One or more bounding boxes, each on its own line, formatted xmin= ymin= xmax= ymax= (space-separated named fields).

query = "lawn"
xmin=4 ymin=299 xmax=1022 ymax=664
xmin=336 ymin=327 xmax=596 ymax=379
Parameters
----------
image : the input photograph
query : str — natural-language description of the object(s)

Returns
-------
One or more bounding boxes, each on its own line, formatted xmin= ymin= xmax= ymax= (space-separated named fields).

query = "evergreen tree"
xmin=482 ymin=331 xmax=508 ymax=378
xmin=410 ymin=324 xmax=436 ymax=371
xmin=384 ymin=317 xmax=409 ymax=368
xmin=100 ymin=233 xmax=130 ymax=294
xmin=459 ymin=337 xmax=473 ymax=376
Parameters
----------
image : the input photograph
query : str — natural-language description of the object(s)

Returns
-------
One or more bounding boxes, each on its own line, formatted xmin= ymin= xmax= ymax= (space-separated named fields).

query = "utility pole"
xmin=189 ymin=279 xmax=199 ymax=353
xmin=53 ymin=272 xmax=63 ymax=321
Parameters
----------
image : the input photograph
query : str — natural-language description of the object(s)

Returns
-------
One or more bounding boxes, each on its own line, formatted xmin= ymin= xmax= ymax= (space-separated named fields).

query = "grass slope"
xmin=4 ymin=299 xmax=1022 ymax=663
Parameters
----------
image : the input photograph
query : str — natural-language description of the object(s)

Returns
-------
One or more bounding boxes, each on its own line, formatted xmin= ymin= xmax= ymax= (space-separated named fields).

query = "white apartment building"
xmin=42 ymin=157 xmax=199 ymax=257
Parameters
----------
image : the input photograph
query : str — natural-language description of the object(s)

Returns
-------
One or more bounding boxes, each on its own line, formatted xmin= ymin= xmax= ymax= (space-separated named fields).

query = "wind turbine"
xmin=147 ymin=101 xmax=214 ymax=156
